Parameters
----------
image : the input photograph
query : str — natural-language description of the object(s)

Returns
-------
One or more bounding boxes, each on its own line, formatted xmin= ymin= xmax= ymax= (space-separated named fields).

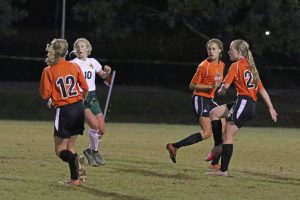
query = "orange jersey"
xmin=223 ymin=58 xmax=264 ymax=101
xmin=191 ymin=59 xmax=225 ymax=98
xmin=39 ymin=59 xmax=89 ymax=107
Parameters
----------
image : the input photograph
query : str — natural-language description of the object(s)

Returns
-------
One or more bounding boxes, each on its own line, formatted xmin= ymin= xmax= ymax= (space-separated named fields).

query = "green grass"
xmin=1 ymin=120 xmax=300 ymax=200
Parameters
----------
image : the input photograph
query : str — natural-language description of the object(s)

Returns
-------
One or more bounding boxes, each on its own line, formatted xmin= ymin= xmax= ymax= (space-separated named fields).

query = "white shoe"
xmin=205 ymin=170 xmax=228 ymax=177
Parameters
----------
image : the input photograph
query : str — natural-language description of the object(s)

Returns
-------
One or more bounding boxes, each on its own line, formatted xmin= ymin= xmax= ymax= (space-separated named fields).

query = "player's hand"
xmin=103 ymin=65 xmax=111 ymax=74
xmin=269 ymin=107 xmax=278 ymax=122
xmin=214 ymin=80 xmax=222 ymax=88
xmin=47 ymin=98 xmax=53 ymax=108
xmin=218 ymin=85 xmax=226 ymax=95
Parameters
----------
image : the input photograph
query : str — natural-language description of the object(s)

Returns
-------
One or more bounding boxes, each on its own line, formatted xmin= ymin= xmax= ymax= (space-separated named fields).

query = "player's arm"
xmin=218 ymin=64 xmax=235 ymax=95
xmin=189 ymin=65 xmax=218 ymax=91
xmin=258 ymin=87 xmax=278 ymax=122
xmin=39 ymin=67 xmax=52 ymax=100
xmin=189 ymin=82 xmax=220 ymax=91
xmin=97 ymin=65 xmax=111 ymax=79
xmin=218 ymin=83 xmax=230 ymax=95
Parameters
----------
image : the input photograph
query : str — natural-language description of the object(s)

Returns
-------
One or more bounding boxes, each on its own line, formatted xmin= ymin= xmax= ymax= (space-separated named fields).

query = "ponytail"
xmin=231 ymin=39 xmax=260 ymax=87
xmin=246 ymin=49 xmax=260 ymax=87
xmin=45 ymin=39 xmax=68 ymax=66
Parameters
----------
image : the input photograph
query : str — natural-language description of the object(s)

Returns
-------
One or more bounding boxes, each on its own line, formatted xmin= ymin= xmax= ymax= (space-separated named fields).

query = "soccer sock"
xmin=59 ymin=150 xmax=79 ymax=180
xmin=173 ymin=132 xmax=202 ymax=149
xmin=74 ymin=153 xmax=79 ymax=175
xmin=220 ymin=144 xmax=233 ymax=172
xmin=211 ymin=120 xmax=222 ymax=165
xmin=211 ymin=155 xmax=221 ymax=165
xmin=88 ymin=128 xmax=99 ymax=151
xmin=212 ymin=120 xmax=222 ymax=146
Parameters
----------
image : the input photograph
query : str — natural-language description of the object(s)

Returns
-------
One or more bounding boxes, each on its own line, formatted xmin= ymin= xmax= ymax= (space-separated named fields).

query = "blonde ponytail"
xmin=232 ymin=39 xmax=260 ymax=87
xmin=246 ymin=49 xmax=260 ymax=86
xmin=45 ymin=39 xmax=68 ymax=66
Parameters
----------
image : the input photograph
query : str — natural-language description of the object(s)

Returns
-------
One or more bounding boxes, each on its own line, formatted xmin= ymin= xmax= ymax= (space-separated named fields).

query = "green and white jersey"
xmin=71 ymin=58 xmax=102 ymax=91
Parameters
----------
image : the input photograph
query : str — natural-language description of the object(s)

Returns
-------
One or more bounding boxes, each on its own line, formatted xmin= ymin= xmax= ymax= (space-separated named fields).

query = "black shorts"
xmin=192 ymin=95 xmax=219 ymax=119
xmin=54 ymin=101 xmax=85 ymax=138
xmin=226 ymin=95 xmax=256 ymax=128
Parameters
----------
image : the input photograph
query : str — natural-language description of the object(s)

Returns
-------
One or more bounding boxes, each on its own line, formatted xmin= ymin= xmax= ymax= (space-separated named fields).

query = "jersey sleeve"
xmin=39 ymin=67 xmax=52 ymax=100
xmin=92 ymin=58 xmax=102 ymax=73
xmin=190 ymin=64 xmax=206 ymax=84
xmin=223 ymin=63 xmax=237 ymax=85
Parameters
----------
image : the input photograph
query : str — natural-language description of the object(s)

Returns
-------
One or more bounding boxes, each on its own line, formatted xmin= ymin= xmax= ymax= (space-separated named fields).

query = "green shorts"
xmin=84 ymin=91 xmax=102 ymax=115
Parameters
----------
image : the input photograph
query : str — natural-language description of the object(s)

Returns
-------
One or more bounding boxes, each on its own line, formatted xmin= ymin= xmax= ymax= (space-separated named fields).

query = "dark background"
xmin=0 ymin=0 xmax=299 ymax=126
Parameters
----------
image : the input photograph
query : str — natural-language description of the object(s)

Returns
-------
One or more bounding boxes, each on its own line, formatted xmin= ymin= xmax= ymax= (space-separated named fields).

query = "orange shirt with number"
xmin=39 ymin=58 xmax=89 ymax=107
xmin=223 ymin=58 xmax=264 ymax=101
xmin=191 ymin=58 xmax=225 ymax=98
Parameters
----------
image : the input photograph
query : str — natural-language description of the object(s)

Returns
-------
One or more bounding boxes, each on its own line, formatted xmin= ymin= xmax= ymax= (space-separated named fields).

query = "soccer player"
xmin=70 ymin=38 xmax=111 ymax=166
xmin=206 ymin=39 xmax=278 ymax=176
xmin=39 ymin=38 xmax=89 ymax=186
xmin=166 ymin=38 xmax=225 ymax=169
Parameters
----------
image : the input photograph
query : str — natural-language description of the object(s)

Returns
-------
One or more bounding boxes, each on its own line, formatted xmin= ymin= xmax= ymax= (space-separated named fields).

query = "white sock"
xmin=88 ymin=128 xmax=99 ymax=151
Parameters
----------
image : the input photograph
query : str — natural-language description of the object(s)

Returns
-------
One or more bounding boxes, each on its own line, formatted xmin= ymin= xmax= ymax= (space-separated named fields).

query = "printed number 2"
xmin=56 ymin=75 xmax=78 ymax=98
xmin=244 ymin=70 xmax=254 ymax=88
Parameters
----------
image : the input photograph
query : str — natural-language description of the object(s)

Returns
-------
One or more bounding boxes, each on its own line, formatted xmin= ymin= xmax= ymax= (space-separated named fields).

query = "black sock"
xmin=173 ymin=132 xmax=202 ymax=149
xmin=59 ymin=150 xmax=79 ymax=180
xmin=211 ymin=154 xmax=221 ymax=165
xmin=220 ymin=144 xmax=233 ymax=172
xmin=74 ymin=153 xmax=79 ymax=176
xmin=59 ymin=150 xmax=74 ymax=162
xmin=212 ymin=120 xmax=222 ymax=146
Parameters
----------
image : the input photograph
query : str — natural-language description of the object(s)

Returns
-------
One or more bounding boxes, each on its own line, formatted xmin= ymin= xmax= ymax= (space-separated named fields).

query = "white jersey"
xmin=71 ymin=58 xmax=102 ymax=91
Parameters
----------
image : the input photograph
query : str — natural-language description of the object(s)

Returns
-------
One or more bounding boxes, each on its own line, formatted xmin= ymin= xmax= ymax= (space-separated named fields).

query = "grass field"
xmin=1 ymin=120 xmax=300 ymax=200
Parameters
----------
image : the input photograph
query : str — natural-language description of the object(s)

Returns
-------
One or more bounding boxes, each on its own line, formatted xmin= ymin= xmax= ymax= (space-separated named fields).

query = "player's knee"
xmin=210 ymin=109 xmax=219 ymax=121
xmin=90 ymin=124 xmax=98 ymax=130
xmin=201 ymin=131 xmax=212 ymax=140
xmin=99 ymin=127 xmax=105 ymax=135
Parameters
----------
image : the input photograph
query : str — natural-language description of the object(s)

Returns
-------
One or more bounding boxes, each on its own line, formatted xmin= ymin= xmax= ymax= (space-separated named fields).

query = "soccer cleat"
xmin=166 ymin=143 xmax=177 ymax=163
xmin=205 ymin=152 xmax=215 ymax=162
xmin=59 ymin=179 xmax=81 ymax=186
xmin=208 ymin=164 xmax=221 ymax=170
xmin=205 ymin=145 xmax=222 ymax=161
xmin=92 ymin=150 xmax=105 ymax=165
xmin=83 ymin=149 xmax=99 ymax=167
xmin=205 ymin=170 xmax=228 ymax=177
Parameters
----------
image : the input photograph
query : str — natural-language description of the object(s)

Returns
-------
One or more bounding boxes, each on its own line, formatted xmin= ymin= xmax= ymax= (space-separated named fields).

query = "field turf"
xmin=0 ymin=120 xmax=299 ymax=200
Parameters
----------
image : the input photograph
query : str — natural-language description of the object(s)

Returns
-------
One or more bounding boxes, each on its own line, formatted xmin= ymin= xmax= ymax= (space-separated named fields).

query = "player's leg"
xmin=55 ymin=136 xmax=80 ymax=185
xmin=207 ymin=105 xmax=229 ymax=167
xmin=91 ymin=113 xmax=106 ymax=165
xmin=83 ymin=108 xmax=100 ymax=166
xmin=166 ymin=96 xmax=211 ymax=163
xmin=206 ymin=104 xmax=230 ymax=162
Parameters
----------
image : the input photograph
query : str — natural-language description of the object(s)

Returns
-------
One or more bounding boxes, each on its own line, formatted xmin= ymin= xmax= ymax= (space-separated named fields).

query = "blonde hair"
xmin=45 ymin=39 xmax=68 ymax=66
xmin=231 ymin=39 xmax=260 ymax=86
xmin=206 ymin=38 xmax=223 ymax=60
xmin=70 ymin=38 xmax=92 ymax=57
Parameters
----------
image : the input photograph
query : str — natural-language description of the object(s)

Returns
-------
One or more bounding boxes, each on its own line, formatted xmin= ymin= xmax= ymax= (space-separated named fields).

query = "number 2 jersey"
xmin=223 ymin=58 xmax=264 ymax=101
xmin=39 ymin=58 xmax=89 ymax=107
xmin=70 ymin=58 xmax=102 ymax=92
